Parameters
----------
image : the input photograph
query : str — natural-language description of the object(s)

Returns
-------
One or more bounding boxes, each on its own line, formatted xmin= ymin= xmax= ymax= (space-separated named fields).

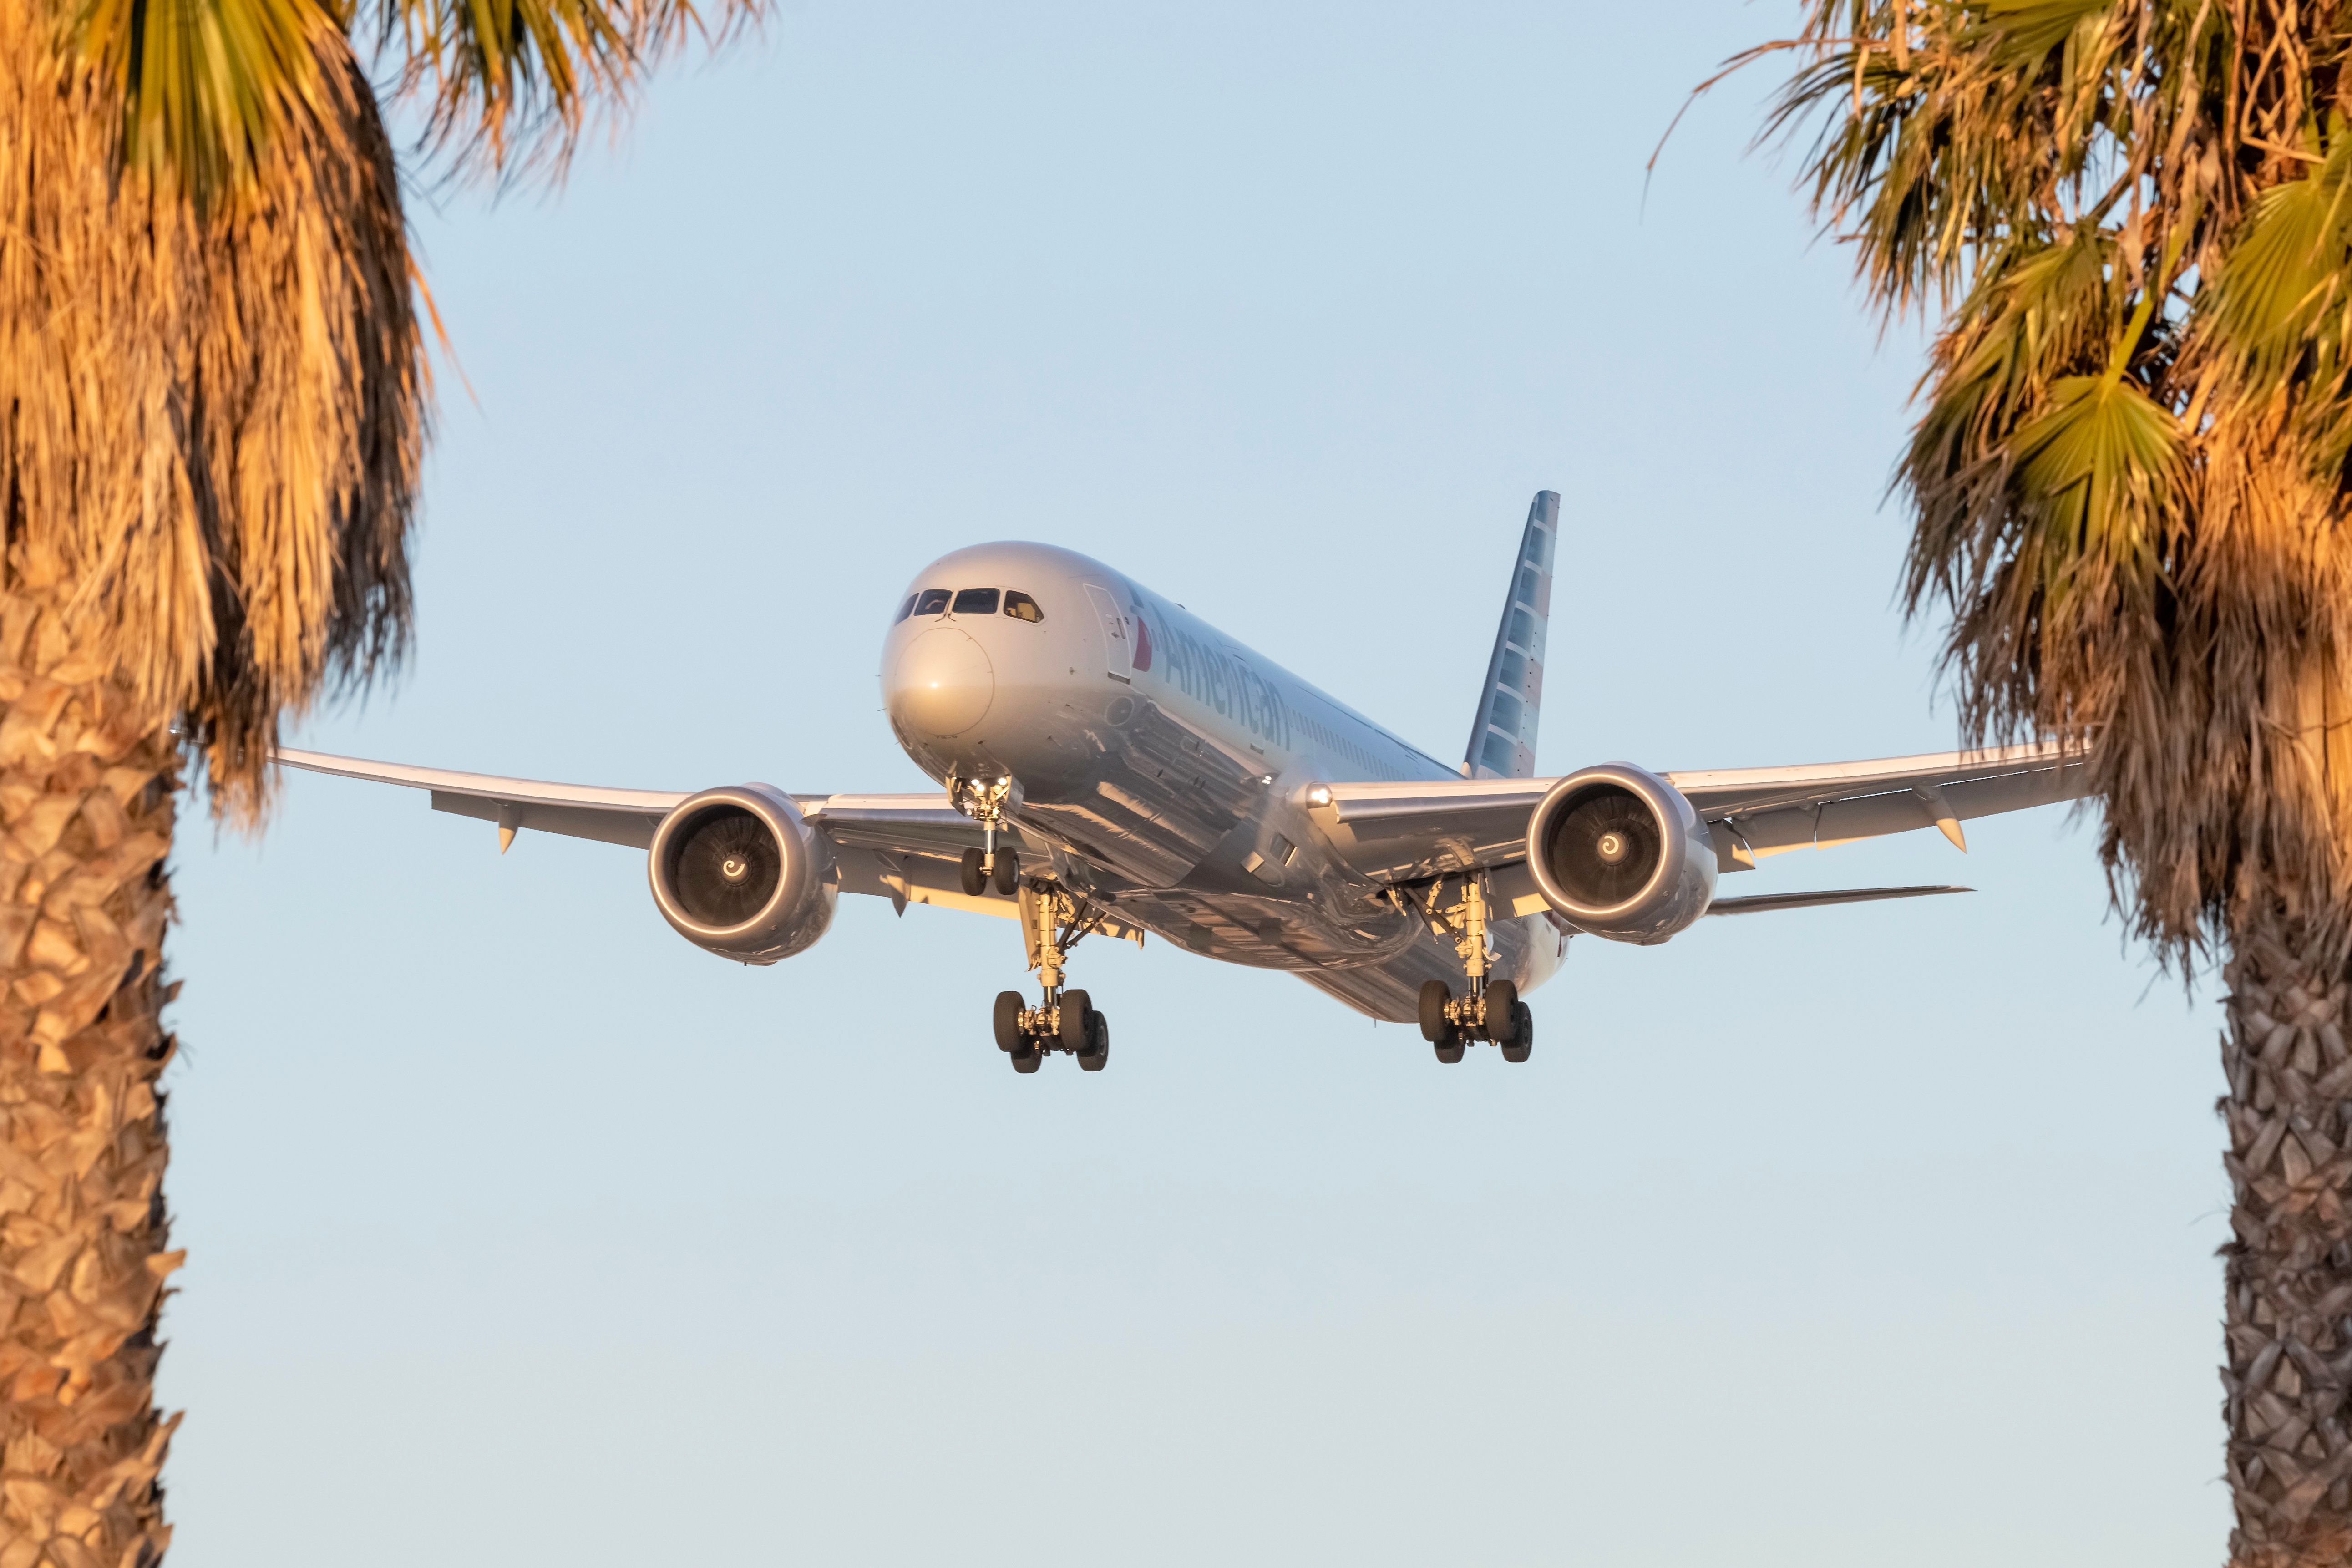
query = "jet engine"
xmin=647 ymin=784 xmax=837 ymax=963
xmin=1525 ymin=763 xmax=1716 ymax=944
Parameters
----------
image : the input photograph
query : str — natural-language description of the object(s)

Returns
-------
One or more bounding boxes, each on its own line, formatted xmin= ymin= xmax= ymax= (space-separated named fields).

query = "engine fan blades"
xmin=1550 ymin=790 xmax=1663 ymax=907
xmin=670 ymin=806 xmax=783 ymax=926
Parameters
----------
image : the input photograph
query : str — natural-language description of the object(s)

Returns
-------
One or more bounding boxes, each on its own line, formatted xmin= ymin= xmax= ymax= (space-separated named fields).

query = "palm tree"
xmin=1737 ymin=2 xmax=2352 ymax=1561
xmin=0 ymin=0 xmax=755 ymax=1558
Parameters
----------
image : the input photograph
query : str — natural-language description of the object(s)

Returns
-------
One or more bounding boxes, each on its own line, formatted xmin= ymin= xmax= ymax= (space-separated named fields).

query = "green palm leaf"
xmin=2201 ymin=125 xmax=2352 ymax=391
xmin=2008 ymin=371 xmax=2183 ymax=594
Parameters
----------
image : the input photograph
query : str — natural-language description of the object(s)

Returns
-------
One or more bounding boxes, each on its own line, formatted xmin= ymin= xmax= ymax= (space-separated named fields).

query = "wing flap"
xmin=807 ymin=796 xmax=990 ymax=857
xmin=427 ymin=791 xmax=666 ymax=850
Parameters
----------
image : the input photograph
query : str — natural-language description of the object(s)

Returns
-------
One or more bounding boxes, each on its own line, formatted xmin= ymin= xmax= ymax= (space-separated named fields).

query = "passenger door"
xmin=1083 ymin=584 xmax=1132 ymax=683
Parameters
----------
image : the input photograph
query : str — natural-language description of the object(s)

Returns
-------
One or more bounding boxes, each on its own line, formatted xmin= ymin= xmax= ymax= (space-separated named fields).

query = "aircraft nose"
xmin=886 ymin=624 xmax=996 ymax=738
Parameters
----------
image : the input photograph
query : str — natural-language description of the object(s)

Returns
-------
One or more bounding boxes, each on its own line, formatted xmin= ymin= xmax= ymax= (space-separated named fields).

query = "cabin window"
xmin=914 ymin=588 xmax=952 ymax=616
xmin=893 ymin=593 xmax=920 ymax=624
xmin=1003 ymin=589 xmax=1044 ymax=623
xmin=953 ymin=588 xmax=1001 ymax=616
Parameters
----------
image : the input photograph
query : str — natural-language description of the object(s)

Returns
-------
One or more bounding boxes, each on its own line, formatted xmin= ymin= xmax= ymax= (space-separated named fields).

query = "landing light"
xmin=1305 ymin=785 xmax=1333 ymax=807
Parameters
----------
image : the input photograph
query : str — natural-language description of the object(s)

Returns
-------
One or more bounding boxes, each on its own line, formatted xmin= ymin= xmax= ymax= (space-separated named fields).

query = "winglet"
xmin=1464 ymin=491 xmax=1557 ymax=779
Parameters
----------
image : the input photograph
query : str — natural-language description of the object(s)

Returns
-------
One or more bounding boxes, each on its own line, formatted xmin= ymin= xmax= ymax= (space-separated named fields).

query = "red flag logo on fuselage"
xmin=1132 ymin=612 xmax=1154 ymax=672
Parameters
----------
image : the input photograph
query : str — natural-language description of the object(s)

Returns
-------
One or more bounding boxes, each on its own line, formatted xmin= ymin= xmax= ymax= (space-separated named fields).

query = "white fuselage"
xmin=880 ymin=541 xmax=1563 ymax=1020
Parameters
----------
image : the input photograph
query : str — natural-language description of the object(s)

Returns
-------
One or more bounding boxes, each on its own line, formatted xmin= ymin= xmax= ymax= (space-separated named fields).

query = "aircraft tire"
xmin=960 ymin=848 xmax=988 ymax=898
xmin=1010 ymin=1047 xmax=1042 ymax=1074
xmin=1079 ymin=1012 xmax=1109 ymax=1071
xmin=1501 ymin=1003 xmax=1533 ymax=1064
xmin=1418 ymin=980 xmax=1451 ymax=1043
xmin=1434 ymin=1036 xmax=1465 ymax=1065
xmin=1485 ymin=980 xmax=1519 ymax=1042
xmin=1060 ymin=990 xmax=1094 ymax=1055
xmin=992 ymin=850 xmax=1020 ymax=896
xmin=993 ymin=990 xmax=1025 ymax=1052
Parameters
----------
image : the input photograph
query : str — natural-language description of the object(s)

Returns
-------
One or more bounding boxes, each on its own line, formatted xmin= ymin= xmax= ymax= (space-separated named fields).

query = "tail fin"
xmin=1463 ymin=490 xmax=1556 ymax=779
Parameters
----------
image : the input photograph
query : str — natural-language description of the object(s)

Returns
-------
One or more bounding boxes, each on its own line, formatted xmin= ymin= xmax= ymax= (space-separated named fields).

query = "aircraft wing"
xmin=1318 ymin=741 xmax=2088 ymax=884
xmin=274 ymin=747 xmax=1036 ymax=925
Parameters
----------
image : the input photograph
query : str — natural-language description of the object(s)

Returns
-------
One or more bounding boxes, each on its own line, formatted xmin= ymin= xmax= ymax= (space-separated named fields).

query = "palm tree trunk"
xmin=2224 ymin=899 xmax=2352 ymax=1566
xmin=0 ymin=578 xmax=182 ymax=1566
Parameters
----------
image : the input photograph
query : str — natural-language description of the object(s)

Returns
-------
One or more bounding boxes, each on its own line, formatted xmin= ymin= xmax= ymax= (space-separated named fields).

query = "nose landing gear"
xmin=948 ymin=772 xmax=1023 ymax=897
xmin=993 ymin=882 xmax=1113 ymax=1073
xmin=1415 ymin=874 xmax=1535 ymax=1064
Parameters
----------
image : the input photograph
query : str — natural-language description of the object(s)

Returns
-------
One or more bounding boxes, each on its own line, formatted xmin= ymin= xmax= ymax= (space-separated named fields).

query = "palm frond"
xmin=0 ymin=3 xmax=421 ymax=813
xmin=61 ymin=0 xmax=339 ymax=206
xmin=55 ymin=0 xmax=771 ymax=200
xmin=2200 ymin=122 xmax=2352 ymax=391
xmin=365 ymin=0 xmax=767 ymax=181
xmin=2010 ymin=371 xmax=2184 ymax=594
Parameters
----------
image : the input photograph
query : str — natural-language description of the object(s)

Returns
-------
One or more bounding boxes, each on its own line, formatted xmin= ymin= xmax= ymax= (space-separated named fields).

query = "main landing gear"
xmin=1415 ymin=874 xmax=1534 ymax=1065
xmin=992 ymin=882 xmax=1112 ymax=1074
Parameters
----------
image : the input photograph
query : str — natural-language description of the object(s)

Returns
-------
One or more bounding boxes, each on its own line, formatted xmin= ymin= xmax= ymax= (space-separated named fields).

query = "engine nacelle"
xmin=1525 ymin=763 xmax=1716 ymax=944
xmin=647 ymin=784 xmax=837 ymax=964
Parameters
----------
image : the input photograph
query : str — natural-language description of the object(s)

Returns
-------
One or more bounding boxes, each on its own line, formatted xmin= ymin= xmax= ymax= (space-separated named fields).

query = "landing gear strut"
xmin=994 ymin=881 xmax=1111 ymax=1073
xmin=1415 ymin=874 xmax=1534 ymax=1064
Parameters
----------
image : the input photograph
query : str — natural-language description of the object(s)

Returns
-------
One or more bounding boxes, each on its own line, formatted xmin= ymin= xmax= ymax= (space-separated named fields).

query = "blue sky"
xmin=157 ymin=5 xmax=2225 ymax=1564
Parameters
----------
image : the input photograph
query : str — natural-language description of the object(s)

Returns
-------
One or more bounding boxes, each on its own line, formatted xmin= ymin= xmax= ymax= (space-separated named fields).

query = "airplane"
xmin=281 ymin=491 xmax=2087 ymax=1072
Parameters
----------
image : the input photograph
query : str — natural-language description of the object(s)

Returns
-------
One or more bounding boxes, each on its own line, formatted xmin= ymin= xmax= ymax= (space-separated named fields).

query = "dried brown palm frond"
xmin=0 ymin=0 xmax=421 ymax=818
xmin=1753 ymin=0 xmax=2352 ymax=970
xmin=9 ymin=0 xmax=769 ymax=817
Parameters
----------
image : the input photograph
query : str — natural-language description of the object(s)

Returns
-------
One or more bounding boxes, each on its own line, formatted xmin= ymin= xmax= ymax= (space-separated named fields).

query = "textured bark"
xmin=2223 ymin=900 xmax=2352 ymax=1568
xmin=0 ymin=569 xmax=181 ymax=1568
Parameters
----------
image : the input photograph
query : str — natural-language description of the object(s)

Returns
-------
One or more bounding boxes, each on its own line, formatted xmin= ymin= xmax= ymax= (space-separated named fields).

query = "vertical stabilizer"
xmin=1463 ymin=491 xmax=1556 ymax=779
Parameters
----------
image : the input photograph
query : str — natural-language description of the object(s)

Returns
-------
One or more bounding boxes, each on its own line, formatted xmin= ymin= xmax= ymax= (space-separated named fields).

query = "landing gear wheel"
xmin=1010 ymin=1046 xmax=1042 ymax=1073
xmin=1501 ymin=1003 xmax=1533 ymax=1064
xmin=960 ymin=847 xmax=988 ymax=898
xmin=1078 ymin=1011 xmax=1109 ymax=1071
xmin=1484 ymin=979 xmax=1520 ymax=1043
xmin=1434 ymin=1035 xmax=1465 ymax=1065
xmin=1418 ymin=980 xmax=1452 ymax=1043
xmin=1060 ymin=989 xmax=1094 ymax=1055
xmin=992 ymin=849 xmax=1020 ymax=896
xmin=993 ymin=990 xmax=1024 ymax=1052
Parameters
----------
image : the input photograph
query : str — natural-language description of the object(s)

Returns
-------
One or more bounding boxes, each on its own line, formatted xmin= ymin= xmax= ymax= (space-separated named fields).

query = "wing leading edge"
xmin=273 ymin=747 xmax=1071 ymax=929
xmin=1316 ymin=741 xmax=2088 ymax=888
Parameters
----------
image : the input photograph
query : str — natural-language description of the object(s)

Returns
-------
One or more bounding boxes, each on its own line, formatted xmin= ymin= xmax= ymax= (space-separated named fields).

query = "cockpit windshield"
xmin=900 ymin=586 xmax=1043 ymax=623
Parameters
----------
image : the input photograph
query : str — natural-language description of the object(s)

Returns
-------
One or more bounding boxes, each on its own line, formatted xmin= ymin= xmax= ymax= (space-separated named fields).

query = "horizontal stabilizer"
xmin=1706 ymin=884 xmax=1971 ymax=917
